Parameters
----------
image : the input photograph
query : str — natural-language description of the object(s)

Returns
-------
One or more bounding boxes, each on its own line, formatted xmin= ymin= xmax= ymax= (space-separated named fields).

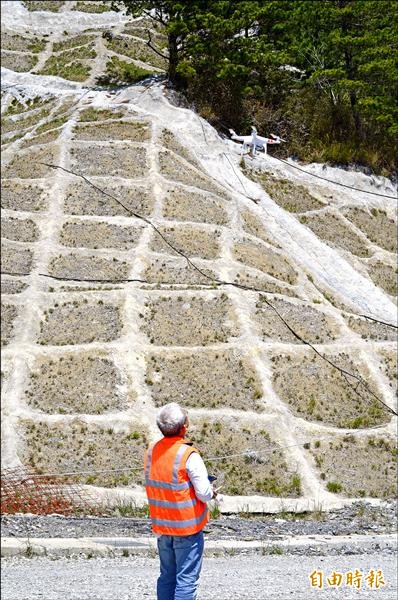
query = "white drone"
xmin=229 ymin=126 xmax=285 ymax=156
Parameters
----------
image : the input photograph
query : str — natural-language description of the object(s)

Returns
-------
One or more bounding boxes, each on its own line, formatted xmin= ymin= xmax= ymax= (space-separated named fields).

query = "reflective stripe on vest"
xmin=144 ymin=437 xmax=209 ymax=536
xmin=148 ymin=497 xmax=197 ymax=509
xmin=145 ymin=479 xmax=192 ymax=491
xmin=172 ymin=444 xmax=189 ymax=481
xmin=151 ymin=505 xmax=208 ymax=529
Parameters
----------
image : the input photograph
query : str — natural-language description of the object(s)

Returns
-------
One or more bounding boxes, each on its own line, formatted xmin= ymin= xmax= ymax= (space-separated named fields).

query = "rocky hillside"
xmin=1 ymin=0 xmax=397 ymax=513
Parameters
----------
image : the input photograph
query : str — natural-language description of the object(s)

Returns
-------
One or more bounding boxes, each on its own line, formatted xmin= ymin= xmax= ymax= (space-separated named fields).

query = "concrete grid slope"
xmin=1 ymin=0 xmax=397 ymax=515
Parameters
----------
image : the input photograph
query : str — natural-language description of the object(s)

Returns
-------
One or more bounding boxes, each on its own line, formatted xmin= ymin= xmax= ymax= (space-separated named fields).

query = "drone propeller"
xmin=270 ymin=133 xmax=286 ymax=142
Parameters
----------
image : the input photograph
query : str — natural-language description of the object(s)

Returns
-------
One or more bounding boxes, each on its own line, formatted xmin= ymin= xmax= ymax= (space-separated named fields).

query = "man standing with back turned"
xmin=144 ymin=402 xmax=216 ymax=600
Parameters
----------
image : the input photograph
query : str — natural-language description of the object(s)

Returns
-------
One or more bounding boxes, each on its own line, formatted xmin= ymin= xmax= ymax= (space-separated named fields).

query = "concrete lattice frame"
xmin=1 ymin=0 xmax=397 ymax=514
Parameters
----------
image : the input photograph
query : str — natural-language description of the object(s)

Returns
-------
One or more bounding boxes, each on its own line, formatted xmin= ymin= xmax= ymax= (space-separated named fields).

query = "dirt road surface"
xmin=2 ymin=553 xmax=397 ymax=599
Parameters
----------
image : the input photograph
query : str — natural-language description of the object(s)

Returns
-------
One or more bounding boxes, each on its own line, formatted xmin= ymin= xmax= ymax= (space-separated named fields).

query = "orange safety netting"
xmin=1 ymin=467 xmax=99 ymax=515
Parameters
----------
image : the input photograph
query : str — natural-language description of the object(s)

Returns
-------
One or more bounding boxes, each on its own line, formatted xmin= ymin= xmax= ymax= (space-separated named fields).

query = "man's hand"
xmin=212 ymin=485 xmax=222 ymax=499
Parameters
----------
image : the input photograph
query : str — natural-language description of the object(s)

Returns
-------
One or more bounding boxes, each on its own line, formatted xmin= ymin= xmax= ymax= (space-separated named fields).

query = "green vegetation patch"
xmin=1 ymin=217 xmax=39 ymax=243
xmin=38 ymin=299 xmax=123 ymax=345
xmin=233 ymin=270 xmax=299 ymax=298
xmin=70 ymin=145 xmax=148 ymax=178
xmin=1 ymin=181 xmax=47 ymax=212
xmin=48 ymin=253 xmax=130 ymax=282
xmin=39 ymin=56 xmax=92 ymax=82
xmin=1 ymin=146 xmax=59 ymax=179
xmin=98 ymin=56 xmax=156 ymax=86
xmin=255 ymin=295 xmax=339 ymax=344
xmin=59 ymin=221 xmax=142 ymax=250
xmin=25 ymin=352 xmax=130 ymax=414
xmin=140 ymin=293 xmax=239 ymax=346
xmin=64 ymin=181 xmax=153 ymax=217
xmin=54 ymin=44 xmax=96 ymax=61
xmin=271 ymin=351 xmax=390 ymax=428
xmin=241 ymin=208 xmax=280 ymax=247
xmin=146 ymin=350 xmax=264 ymax=411
xmin=0 ymin=278 xmax=28 ymax=294
xmin=3 ymin=98 xmax=30 ymax=116
xmin=248 ymin=171 xmax=325 ymax=213
xmin=1 ymin=116 xmax=26 ymax=136
xmin=51 ymin=97 xmax=76 ymax=118
xmin=347 ymin=315 xmax=397 ymax=342
xmin=73 ymin=120 xmax=151 ymax=142
xmin=1 ymin=132 xmax=27 ymax=147
xmin=160 ymin=129 xmax=200 ymax=167
xmin=299 ymin=211 xmax=371 ymax=257
xmin=23 ymin=1 xmax=65 ymax=11
xmin=73 ymin=1 xmax=111 ymax=12
xmin=1 ymin=33 xmax=46 ymax=53
xmin=232 ymin=239 xmax=298 ymax=285
xmin=307 ymin=435 xmax=397 ymax=498
xmin=367 ymin=260 xmax=398 ymax=296
xmin=1 ymin=304 xmax=18 ymax=346
xmin=162 ymin=185 xmax=229 ymax=225
xmin=58 ymin=284 xmax=123 ymax=293
xmin=190 ymin=418 xmax=301 ymax=497
xmin=122 ymin=24 xmax=167 ymax=48
xmin=159 ymin=150 xmax=229 ymax=198
xmin=142 ymin=257 xmax=215 ymax=288
xmin=35 ymin=115 xmax=68 ymax=134
xmin=377 ymin=349 xmax=398 ymax=398
xmin=151 ymin=225 xmax=221 ymax=260
xmin=20 ymin=129 xmax=61 ymax=148
xmin=52 ymin=35 xmax=96 ymax=53
xmin=123 ymin=17 xmax=158 ymax=33
xmin=19 ymin=419 xmax=148 ymax=487
xmin=1 ymin=52 xmax=39 ymax=73
xmin=1 ymin=107 xmax=53 ymax=135
xmin=78 ymin=108 xmax=127 ymax=122
xmin=28 ymin=38 xmax=47 ymax=53
xmin=343 ymin=207 xmax=397 ymax=253
xmin=105 ymin=36 xmax=167 ymax=69
xmin=0 ymin=115 xmax=28 ymax=139
xmin=1 ymin=243 xmax=33 ymax=275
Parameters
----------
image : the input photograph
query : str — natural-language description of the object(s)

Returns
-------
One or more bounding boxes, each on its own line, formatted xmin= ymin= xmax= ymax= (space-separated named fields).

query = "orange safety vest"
xmin=144 ymin=436 xmax=209 ymax=536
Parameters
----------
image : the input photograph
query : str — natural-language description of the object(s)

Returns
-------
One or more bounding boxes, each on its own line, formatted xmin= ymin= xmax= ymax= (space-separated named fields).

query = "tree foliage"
xmin=115 ymin=0 xmax=398 ymax=174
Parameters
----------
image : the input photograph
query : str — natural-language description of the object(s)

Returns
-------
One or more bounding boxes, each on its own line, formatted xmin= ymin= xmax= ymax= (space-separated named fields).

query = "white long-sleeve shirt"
xmin=186 ymin=452 xmax=213 ymax=503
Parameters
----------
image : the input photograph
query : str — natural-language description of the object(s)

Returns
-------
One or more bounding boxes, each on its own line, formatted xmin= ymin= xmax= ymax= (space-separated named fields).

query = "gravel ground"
xmin=2 ymin=553 xmax=397 ymax=599
xmin=1 ymin=502 xmax=396 ymax=540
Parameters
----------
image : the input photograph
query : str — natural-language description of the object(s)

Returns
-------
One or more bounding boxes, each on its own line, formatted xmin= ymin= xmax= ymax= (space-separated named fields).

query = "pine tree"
xmin=112 ymin=1 xmax=201 ymax=87
xmin=291 ymin=0 xmax=398 ymax=144
xmin=114 ymin=0 xmax=397 ymax=172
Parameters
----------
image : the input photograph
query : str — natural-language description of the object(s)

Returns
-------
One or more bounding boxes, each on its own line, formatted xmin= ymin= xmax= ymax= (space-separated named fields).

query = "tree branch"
xmin=145 ymin=28 xmax=168 ymax=60
xmin=140 ymin=7 xmax=167 ymax=26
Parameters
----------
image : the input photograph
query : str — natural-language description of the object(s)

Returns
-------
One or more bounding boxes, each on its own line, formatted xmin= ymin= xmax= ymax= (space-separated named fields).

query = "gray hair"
xmin=156 ymin=403 xmax=188 ymax=437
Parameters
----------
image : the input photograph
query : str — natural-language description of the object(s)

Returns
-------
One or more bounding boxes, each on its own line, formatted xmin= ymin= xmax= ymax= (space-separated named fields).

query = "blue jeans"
xmin=156 ymin=531 xmax=204 ymax=600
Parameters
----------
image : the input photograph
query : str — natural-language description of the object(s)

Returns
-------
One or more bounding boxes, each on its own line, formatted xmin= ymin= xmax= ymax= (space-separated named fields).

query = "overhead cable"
xmin=10 ymin=437 xmax=372 ymax=481
xmin=262 ymin=155 xmax=396 ymax=199
xmin=21 ymin=162 xmax=395 ymax=418
xmin=2 ymin=267 xmax=397 ymax=333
